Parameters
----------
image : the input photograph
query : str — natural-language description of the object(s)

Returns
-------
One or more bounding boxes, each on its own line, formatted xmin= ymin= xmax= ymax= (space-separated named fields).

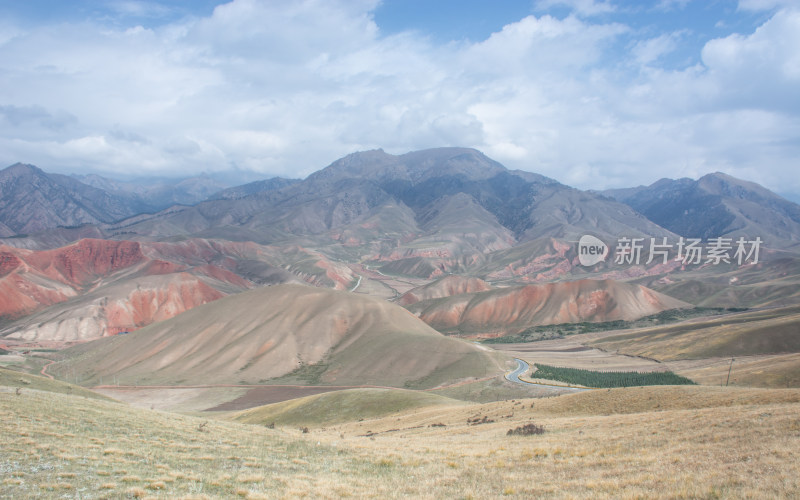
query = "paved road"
xmin=505 ymin=358 xmax=589 ymax=392
xmin=505 ymin=358 xmax=530 ymax=383
xmin=349 ymin=275 xmax=362 ymax=292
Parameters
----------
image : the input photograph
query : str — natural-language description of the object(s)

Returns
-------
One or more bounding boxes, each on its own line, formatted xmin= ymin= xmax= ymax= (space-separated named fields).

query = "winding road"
xmin=505 ymin=358 xmax=531 ymax=384
xmin=349 ymin=275 xmax=362 ymax=292
xmin=505 ymin=358 xmax=589 ymax=392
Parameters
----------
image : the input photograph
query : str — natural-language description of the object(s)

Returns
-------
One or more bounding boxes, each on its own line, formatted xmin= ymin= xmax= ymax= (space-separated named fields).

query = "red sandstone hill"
xmin=405 ymin=279 xmax=690 ymax=337
xmin=0 ymin=238 xmax=357 ymax=342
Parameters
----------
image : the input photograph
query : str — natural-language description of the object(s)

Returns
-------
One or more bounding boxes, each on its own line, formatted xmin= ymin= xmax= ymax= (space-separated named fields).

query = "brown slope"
xmin=53 ymin=284 xmax=503 ymax=388
xmin=397 ymin=275 xmax=493 ymax=306
xmin=407 ymin=279 xmax=690 ymax=336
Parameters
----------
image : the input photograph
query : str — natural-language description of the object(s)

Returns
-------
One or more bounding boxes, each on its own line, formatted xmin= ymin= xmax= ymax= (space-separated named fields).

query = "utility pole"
xmin=725 ymin=358 xmax=735 ymax=386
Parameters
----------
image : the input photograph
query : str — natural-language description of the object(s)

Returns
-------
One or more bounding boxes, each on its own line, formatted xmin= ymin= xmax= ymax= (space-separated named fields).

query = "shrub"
xmin=507 ymin=423 xmax=545 ymax=436
xmin=467 ymin=416 xmax=494 ymax=426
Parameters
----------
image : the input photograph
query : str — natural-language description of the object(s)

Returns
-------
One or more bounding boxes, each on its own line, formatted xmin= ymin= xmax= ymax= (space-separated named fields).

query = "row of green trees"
xmin=532 ymin=363 xmax=696 ymax=388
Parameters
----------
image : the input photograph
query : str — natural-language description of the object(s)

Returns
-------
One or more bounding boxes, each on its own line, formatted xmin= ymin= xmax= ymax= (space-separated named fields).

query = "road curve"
xmin=505 ymin=358 xmax=589 ymax=392
xmin=505 ymin=358 xmax=530 ymax=383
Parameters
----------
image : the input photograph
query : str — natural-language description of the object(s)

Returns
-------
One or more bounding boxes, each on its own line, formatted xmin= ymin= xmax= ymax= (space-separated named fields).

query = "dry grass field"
xmin=3 ymin=369 xmax=800 ymax=499
xmin=588 ymin=306 xmax=800 ymax=361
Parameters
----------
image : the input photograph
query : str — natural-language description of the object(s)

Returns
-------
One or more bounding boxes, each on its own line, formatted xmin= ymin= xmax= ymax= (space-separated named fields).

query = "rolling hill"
xmin=51 ymin=284 xmax=505 ymax=387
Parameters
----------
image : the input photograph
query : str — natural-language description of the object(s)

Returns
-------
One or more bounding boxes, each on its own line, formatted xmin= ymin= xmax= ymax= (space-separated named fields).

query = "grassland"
xmin=0 ymin=367 xmax=112 ymax=401
xmin=232 ymin=388 xmax=465 ymax=427
xmin=3 ymin=370 xmax=800 ymax=498
xmin=589 ymin=305 xmax=800 ymax=361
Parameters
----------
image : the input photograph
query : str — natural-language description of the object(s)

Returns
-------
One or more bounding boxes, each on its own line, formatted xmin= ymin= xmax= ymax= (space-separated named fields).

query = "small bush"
xmin=507 ymin=423 xmax=545 ymax=436
xmin=467 ymin=416 xmax=494 ymax=426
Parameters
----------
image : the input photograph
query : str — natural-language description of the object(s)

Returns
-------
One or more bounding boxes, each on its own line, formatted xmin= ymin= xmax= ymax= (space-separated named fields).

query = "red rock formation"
xmin=0 ymin=250 xmax=22 ymax=277
xmin=410 ymin=279 xmax=690 ymax=335
xmin=25 ymin=239 xmax=145 ymax=287
xmin=0 ymin=238 xmax=259 ymax=329
xmin=0 ymin=272 xmax=75 ymax=319
xmin=103 ymin=274 xmax=225 ymax=335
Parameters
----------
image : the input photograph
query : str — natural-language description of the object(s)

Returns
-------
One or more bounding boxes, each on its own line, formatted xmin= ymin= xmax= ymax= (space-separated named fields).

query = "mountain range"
xmin=602 ymin=173 xmax=800 ymax=249
xmin=2 ymin=147 xmax=800 ymax=347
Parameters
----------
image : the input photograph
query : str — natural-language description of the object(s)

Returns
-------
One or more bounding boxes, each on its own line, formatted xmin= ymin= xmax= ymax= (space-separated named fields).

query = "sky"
xmin=0 ymin=0 xmax=798 ymax=199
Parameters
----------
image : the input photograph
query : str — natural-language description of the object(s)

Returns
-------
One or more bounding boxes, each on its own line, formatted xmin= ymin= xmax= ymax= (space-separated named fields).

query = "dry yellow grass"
xmin=666 ymin=353 xmax=800 ymax=388
xmin=589 ymin=307 xmax=800 ymax=362
xmin=3 ymin=380 xmax=800 ymax=499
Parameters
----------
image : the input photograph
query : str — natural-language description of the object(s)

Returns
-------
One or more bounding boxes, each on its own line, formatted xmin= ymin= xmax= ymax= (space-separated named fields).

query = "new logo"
xmin=578 ymin=234 xmax=608 ymax=266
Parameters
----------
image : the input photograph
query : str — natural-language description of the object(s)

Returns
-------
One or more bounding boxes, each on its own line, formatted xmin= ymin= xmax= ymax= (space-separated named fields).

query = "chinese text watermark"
xmin=578 ymin=236 xmax=762 ymax=267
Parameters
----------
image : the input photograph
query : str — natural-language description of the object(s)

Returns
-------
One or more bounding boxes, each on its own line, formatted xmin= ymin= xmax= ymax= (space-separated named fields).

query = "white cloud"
xmin=631 ymin=32 xmax=681 ymax=66
xmin=702 ymin=8 xmax=800 ymax=103
xmin=0 ymin=0 xmax=798 ymax=198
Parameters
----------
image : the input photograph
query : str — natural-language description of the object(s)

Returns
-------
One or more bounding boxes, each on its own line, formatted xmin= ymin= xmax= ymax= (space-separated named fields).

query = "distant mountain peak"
xmin=604 ymin=171 xmax=800 ymax=245
xmin=3 ymin=163 xmax=44 ymax=176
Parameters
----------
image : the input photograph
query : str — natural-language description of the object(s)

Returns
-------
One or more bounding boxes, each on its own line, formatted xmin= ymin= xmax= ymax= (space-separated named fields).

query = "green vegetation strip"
xmin=532 ymin=363 xmax=696 ymax=388
xmin=483 ymin=307 xmax=747 ymax=344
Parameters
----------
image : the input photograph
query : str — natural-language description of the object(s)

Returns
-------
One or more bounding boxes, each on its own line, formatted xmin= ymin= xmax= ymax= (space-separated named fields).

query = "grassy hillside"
xmin=4 ymin=378 xmax=800 ymax=498
xmin=232 ymin=388 xmax=465 ymax=427
xmin=670 ymin=353 xmax=800 ymax=388
xmin=0 ymin=367 xmax=113 ymax=401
